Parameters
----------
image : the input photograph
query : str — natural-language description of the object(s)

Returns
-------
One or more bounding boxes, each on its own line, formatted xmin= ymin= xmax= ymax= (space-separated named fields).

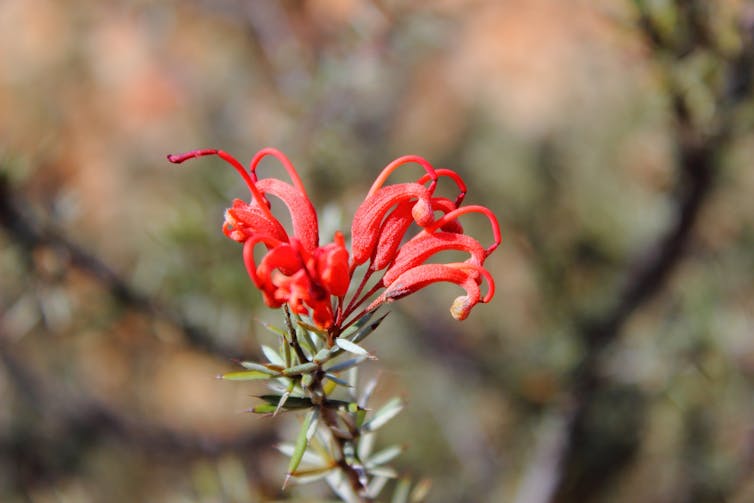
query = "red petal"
xmin=310 ymin=299 xmax=335 ymax=329
xmin=382 ymin=231 xmax=487 ymax=286
xmin=224 ymin=199 xmax=289 ymax=244
xmin=424 ymin=205 xmax=501 ymax=257
xmin=370 ymin=200 xmax=415 ymax=271
xmin=255 ymin=178 xmax=319 ymax=252
xmin=370 ymin=196 xmax=466 ymax=272
xmin=369 ymin=263 xmax=494 ymax=320
xmin=315 ymin=232 xmax=351 ymax=297
xmin=351 ymin=183 xmax=433 ymax=267
xmin=242 ymin=236 xmax=289 ymax=307
xmin=257 ymin=244 xmax=304 ymax=281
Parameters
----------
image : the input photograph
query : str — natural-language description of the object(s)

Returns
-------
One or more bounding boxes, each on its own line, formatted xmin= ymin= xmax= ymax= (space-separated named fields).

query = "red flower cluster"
xmin=168 ymin=147 xmax=500 ymax=341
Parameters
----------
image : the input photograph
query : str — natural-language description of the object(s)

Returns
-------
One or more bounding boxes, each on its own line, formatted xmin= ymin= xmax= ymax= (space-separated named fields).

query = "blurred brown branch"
xmin=0 ymin=174 xmax=280 ymax=493
xmin=0 ymin=329 xmax=276 ymax=492
xmin=551 ymin=3 xmax=754 ymax=502
xmin=0 ymin=173 xmax=240 ymax=358
xmin=402 ymin=3 xmax=754 ymax=502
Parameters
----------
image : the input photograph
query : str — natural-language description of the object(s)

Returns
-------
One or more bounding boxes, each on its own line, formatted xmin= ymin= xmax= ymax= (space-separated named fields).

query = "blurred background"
xmin=1 ymin=0 xmax=754 ymax=501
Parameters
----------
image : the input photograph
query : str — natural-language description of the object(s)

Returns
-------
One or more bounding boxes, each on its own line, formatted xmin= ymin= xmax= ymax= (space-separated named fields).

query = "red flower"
xmin=168 ymin=147 xmax=500 ymax=342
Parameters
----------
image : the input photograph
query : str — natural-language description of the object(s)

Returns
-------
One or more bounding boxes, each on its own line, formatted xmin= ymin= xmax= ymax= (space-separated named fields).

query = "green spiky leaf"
xmin=363 ymin=397 xmax=404 ymax=432
xmin=249 ymin=403 xmax=278 ymax=414
xmin=278 ymin=442 xmax=325 ymax=466
xmin=367 ymin=475 xmax=390 ymax=498
xmin=335 ymin=338 xmax=372 ymax=357
xmin=219 ymin=370 xmax=275 ymax=381
xmin=285 ymin=410 xmax=319 ymax=487
xmin=257 ymin=395 xmax=314 ymax=410
xmin=324 ymin=356 xmax=367 ymax=373
xmin=296 ymin=319 xmax=328 ymax=339
xmin=261 ymin=345 xmax=285 ymax=366
xmin=350 ymin=312 xmax=389 ymax=344
xmin=297 ymin=325 xmax=317 ymax=355
xmin=368 ymin=466 xmax=398 ymax=478
xmin=392 ymin=478 xmax=411 ymax=503
xmin=344 ymin=309 xmax=377 ymax=335
xmin=238 ymin=361 xmax=282 ymax=374
xmin=410 ymin=479 xmax=432 ymax=502
xmin=324 ymin=373 xmax=351 ymax=387
xmin=259 ymin=320 xmax=285 ymax=338
xmin=281 ymin=362 xmax=319 ymax=376
xmin=366 ymin=445 xmax=403 ymax=467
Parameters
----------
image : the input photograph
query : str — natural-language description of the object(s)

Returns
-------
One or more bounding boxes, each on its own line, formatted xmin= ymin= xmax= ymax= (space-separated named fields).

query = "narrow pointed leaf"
xmin=259 ymin=320 xmax=286 ymax=338
xmin=277 ymin=442 xmax=325 ymax=466
xmin=282 ymin=362 xmax=319 ymax=376
xmin=291 ymin=464 xmax=338 ymax=477
xmin=350 ymin=312 xmax=389 ymax=345
xmin=288 ymin=465 xmax=338 ymax=484
xmin=261 ymin=345 xmax=285 ymax=366
xmin=256 ymin=394 xmax=357 ymax=412
xmin=368 ymin=466 xmax=398 ymax=478
xmin=343 ymin=309 xmax=376 ymax=336
xmin=392 ymin=478 xmax=411 ymax=503
xmin=363 ymin=397 xmax=404 ymax=432
xmin=359 ymin=375 xmax=379 ymax=409
xmin=325 ymin=470 xmax=357 ymax=503
xmin=324 ymin=373 xmax=352 ymax=387
xmin=220 ymin=370 xmax=274 ymax=381
xmin=410 ymin=479 xmax=432 ymax=502
xmin=281 ymin=337 xmax=292 ymax=368
xmin=366 ymin=445 xmax=404 ymax=467
xmin=313 ymin=348 xmax=331 ymax=363
xmin=287 ymin=410 xmax=318 ymax=480
xmin=335 ymin=338 xmax=372 ymax=357
xmin=358 ymin=432 xmax=377 ymax=460
xmin=296 ymin=319 xmax=328 ymax=339
xmin=238 ymin=361 xmax=282 ymax=375
xmin=274 ymin=391 xmax=291 ymax=416
xmin=367 ymin=476 xmax=390 ymax=499
xmin=249 ymin=403 xmax=277 ymax=414
xmin=297 ymin=325 xmax=317 ymax=355
xmin=324 ymin=356 xmax=367 ymax=373
xmin=257 ymin=394 xmax=314 ymax=410
xmin=347 ymin=366 xmax=359 ymax=402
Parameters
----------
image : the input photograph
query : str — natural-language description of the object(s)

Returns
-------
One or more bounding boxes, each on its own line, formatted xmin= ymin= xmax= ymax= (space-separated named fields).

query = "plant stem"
xmin=310 ymin=370 xmax=372 ymax=502
xmin=283 ymin=305 xmax=310 ymax=364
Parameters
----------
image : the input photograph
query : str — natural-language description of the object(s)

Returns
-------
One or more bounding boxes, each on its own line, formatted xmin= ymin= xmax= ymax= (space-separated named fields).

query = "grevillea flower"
xmin=168 ymin=147 xmax=500 ymax=343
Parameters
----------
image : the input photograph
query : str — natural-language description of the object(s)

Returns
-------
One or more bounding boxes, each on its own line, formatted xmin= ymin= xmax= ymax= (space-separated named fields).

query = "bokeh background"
xmin=2 ymin=0 xmax=754 ymax=502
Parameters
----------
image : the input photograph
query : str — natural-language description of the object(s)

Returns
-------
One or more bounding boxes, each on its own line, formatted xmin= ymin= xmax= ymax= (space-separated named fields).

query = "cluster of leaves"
xmin=220 ymin=307 xmax=429 ymax=502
